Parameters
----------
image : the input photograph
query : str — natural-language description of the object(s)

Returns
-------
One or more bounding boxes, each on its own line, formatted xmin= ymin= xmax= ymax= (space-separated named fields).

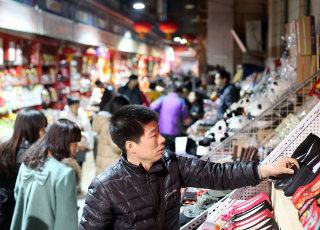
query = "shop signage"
xmin=45 ymin=0 xmax=62 ymax=14
xmin=0 ymin=0 xmax=39 ymax=34
xmin=0 ymin=38 xmax=3 ymax=65
xmin=76 ymin=10 xmax=90 ymax=24
xmin=41 ymin=11 xmax=73 ymax=41
xmin=96 ymin=17 xmax=108 ymax=29
xmin=74 ymin=23 xmax=101 ymax=46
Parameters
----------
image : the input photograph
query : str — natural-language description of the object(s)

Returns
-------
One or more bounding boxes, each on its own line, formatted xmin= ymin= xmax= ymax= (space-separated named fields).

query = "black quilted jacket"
xmin=79 ymin=151 xmax=261 ymax=230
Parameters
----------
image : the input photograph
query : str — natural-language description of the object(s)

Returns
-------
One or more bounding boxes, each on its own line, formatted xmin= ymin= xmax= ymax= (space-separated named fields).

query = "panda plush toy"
xmin=226 ymin=115 xmax=249 ymax=133
xmin=246 ymin=95 xmax=273 ymax=118
xmin=224 ymin=97 xmax=250 ymax=119
xmin=267 ymin=79 xmax=291 ymax=102
xmin=199 ymin=119 xmax=229 ymax=146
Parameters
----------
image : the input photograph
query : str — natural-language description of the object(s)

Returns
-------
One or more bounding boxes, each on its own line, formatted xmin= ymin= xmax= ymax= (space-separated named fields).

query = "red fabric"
xmin=308 ymin=77 xmax=320 ymax=98
xmin=140 ymin=91 xmax=150 ymax=107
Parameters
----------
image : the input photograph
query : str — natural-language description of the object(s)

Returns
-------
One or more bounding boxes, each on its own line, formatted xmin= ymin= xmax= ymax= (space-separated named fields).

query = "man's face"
xmin=70 ymin=103 xmax=79 ymax=115
xmin=129 ymin=79 xmax=139 ymax=89
xmin=130 ymin=120 xmax=165 ymax=164
xmin=215 ymin=73 xmax=226 ymax=88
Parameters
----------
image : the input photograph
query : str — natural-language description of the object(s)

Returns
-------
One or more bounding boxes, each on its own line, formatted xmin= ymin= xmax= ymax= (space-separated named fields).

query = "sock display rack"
xmin=203 ymin=70 xmax=320 ymax=163
xmin=181 ymin=100 xmax=320 ymax=230
xmin=181 ymin=70 xmax=320 ymax=229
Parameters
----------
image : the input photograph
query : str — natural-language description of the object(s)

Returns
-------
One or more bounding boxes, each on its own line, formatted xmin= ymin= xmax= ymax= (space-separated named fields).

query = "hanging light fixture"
xmin=133 ymin=2 xmax=145 ymax=10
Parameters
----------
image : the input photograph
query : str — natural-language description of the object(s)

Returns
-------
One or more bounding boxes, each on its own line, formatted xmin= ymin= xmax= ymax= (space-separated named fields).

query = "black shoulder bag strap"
xmin=158 ymin=174 xmax=166 ymax=230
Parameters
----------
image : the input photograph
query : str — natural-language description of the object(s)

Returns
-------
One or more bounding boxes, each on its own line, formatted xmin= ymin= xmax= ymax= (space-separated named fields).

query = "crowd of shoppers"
xmin=0 ymin=68 xmax=295 ymax=229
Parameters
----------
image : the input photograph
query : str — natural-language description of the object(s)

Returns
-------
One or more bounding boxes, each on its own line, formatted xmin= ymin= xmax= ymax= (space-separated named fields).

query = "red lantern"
xmin=62 ymin=46 xmax=75 ymax=62
xmin=133 ymin=21 xmax=152 ymax=39
xmin=86 ymin=47 xmax=96 ymax=56
xmin=159 ymin=20 xmax=178 ymax=40
xmin=171 ymin=44 xmax=188 ymax=53
xmin=63 ymin=46 xmax=75 ymax=55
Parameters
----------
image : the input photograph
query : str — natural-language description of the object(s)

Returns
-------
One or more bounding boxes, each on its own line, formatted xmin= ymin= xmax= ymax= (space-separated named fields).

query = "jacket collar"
xmin=120 ymin=153 xmax=164 ymax=175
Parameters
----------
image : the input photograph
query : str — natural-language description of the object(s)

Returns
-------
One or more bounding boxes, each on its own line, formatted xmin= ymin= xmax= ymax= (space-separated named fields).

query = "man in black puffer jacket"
xmin=79 ymin=105 xmax=298 ymax=230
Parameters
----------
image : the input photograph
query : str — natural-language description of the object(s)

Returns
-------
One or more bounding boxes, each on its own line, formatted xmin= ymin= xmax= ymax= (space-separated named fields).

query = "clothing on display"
xmin=274 ymin=133 xmax=320 ymax=196
xmin=292 ymin=173 xmax=320 ymax=229
xmin=215 ymin=192 xmax=279 ymax=230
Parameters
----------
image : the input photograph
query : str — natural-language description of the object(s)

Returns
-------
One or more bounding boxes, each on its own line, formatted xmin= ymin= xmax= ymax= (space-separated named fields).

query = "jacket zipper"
xmin=146 ymin=174 xmax=159 ymax=220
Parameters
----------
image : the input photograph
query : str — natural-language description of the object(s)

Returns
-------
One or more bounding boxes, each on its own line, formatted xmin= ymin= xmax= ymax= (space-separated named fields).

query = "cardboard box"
xmin=297 ymin=16 xmax=315 ymax=55
xmin=296 ymin=55 xmax=317 ymax=84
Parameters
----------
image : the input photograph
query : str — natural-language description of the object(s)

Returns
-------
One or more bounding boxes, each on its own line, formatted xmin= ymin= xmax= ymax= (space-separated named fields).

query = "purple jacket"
xmin=150 ymin=93 xmax=188 ymax=136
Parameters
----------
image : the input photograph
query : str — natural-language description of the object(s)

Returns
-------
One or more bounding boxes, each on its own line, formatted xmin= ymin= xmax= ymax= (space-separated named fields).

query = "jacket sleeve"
xmin=54 ymin=169 xmax=78 ymax=230
xmin=176 ymin=154 xmax=261 ymax=190
xmin=150 ymin=96 xmax=163 ymax=113
xmin=221 ymin=86 xmax=239 ymax=109
xmin=79 ymin=177 xmax=114 ymax=229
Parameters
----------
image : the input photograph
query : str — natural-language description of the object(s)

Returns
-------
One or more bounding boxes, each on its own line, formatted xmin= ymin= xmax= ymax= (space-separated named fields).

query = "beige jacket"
xmin=93 ymin=112 xmax=121 ymax=175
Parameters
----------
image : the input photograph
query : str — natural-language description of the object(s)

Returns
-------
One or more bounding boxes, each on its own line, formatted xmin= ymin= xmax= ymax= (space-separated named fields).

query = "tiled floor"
xmin=77 ymin=151 xmax=96 ymax=222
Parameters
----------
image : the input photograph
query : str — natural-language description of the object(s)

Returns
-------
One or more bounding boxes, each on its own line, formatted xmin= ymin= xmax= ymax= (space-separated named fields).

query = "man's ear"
xmin=125 ymin=140 xmax=136 ymax=154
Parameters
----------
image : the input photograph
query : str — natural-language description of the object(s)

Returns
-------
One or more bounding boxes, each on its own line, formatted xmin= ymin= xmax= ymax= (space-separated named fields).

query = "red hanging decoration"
xmin=86 ymin=47 xmax=96 ymax=56
xmin=62 ymin=46 xmax=75 ymax=55
xmin=133 ymin=21 xmax=152 ymax=39
xmin=159 ymin=20 xmax=178 ymax=40
xmin=182 ymin=34 xmax=196 ymax=44
xmin=62 ymin=46 xmax=75 ymax=62
xmin=308 ymin=77 xmax=320 ymax=98
xmin=171 ymin=44 xmax=188 ymax=52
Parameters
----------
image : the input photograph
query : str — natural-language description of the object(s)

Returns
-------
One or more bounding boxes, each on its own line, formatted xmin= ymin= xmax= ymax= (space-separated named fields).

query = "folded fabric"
xmin=249 ymin=217 xmax=279 ymax=230
xmin=221 ymin=192 xmax=271 ymax=221
xmin=291 ymin=133 xmax=320 ymax=160
xmin=229 ymin=201 xmax=272 ymax=222
xmin=273 ymin=164 xmax=299 ymax=189
xmin=298 ymin=195 xmax=320 ymax=230
xmin=284 ymin=164 xmax=320 ymax=197
xmin=292 ymin=173 xmax=320 ymax=209
xmin=225 ymin=209 xmax=274 ymax=230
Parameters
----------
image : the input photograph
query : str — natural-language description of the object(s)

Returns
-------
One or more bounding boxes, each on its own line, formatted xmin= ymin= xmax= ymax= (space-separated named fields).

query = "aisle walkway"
xmin=77 ymin=151 xmax=96 ymax=222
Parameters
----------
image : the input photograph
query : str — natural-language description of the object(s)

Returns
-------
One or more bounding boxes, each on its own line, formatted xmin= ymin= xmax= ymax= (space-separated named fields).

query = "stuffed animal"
xmin=267 ymin=79 xmax=291 ymax=102
xmin=199 ymin=119 xmax=229 ymax=146
xmin=224 ymin=97 xmax=250 ymax=119
xmin=246 ymin=96 xmax=273 ymax=118
xmin=226 ymin=115 xmax=249 ymax=132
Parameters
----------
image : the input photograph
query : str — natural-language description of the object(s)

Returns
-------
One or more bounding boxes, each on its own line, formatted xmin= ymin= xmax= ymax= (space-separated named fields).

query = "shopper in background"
xmin=95 ymin=79 xmax=115 ymax=111
xmin=150 ymin=83 xmax=190 ymax=151
xmin=145 ymin=81 xmax=162 ymax=103
xmin=118 ymin=74 xmax=143 ymax=105
xmin=93 ymin=95 xmax=130 ymax=175
xmin=214 ymin=70 xmax=240 ymax=121
xmin=11 ymin=119 xmax=81 ymax=230
xmin=80 ymin=105 xmax=299 ymax=230
xmin=0 ymin=109 xmax=47 ymax=230
xmin=188 ymin=91 xmax=205 ymax=124
xmin=60 ymin=96 xmax=94 ymax=167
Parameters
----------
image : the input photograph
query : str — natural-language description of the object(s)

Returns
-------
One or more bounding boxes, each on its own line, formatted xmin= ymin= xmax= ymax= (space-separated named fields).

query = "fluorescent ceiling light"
xmin=173 ymin=37 xmax=181 ymax=42
xmin=185 ymin=4 xmax=195 ymax=10
xmin=133 ymin=2 xmax=145 ymax=10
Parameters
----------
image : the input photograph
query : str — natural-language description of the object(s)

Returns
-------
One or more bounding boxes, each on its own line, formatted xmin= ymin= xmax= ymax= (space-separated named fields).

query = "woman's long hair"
xmin=102 ymin=95 xmax=130 ymax=114
xmin=23 ymin=119 xmax=81 ymax=169
xmin=0 ymin=109 xmax=47 ymax=177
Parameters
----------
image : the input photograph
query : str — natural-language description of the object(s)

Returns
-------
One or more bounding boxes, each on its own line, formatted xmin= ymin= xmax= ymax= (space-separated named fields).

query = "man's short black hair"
xmin=109 ymin=105 xmax=159 ymax=152
xmin=217 ymin=70 xmax=231 ymax=83
xmin=95 ymin=79 xmax=104 ymax=87
xmin=149 ymin=82 xmax=156 ymax=90
xmin=129 ymin=74 xmax=138 ymax=81
xmin=67 ymin=96 xmax=80 ymax=106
